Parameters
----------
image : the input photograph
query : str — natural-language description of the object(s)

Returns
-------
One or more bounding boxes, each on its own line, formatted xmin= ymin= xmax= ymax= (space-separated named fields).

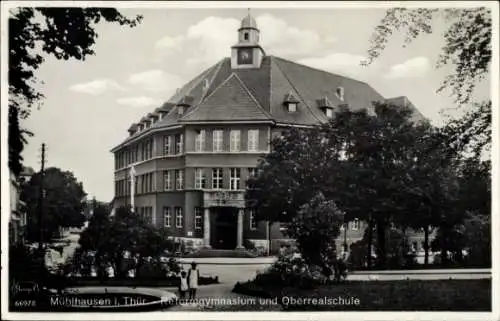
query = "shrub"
xmin=258 ymin=255 xmax=338 ymax=289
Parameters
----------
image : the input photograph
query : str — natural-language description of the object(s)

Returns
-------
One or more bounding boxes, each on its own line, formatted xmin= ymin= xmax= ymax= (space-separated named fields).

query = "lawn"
xmin=233 ymin=279 xmax=491 ymax=311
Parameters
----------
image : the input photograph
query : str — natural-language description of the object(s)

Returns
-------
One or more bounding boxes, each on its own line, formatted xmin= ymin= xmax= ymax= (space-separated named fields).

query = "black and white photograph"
xmin=1 ymin=1 xmax=498 ymax=320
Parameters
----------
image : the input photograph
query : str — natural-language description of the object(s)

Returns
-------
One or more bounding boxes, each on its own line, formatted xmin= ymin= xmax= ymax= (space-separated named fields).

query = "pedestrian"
xmin=178 ymin=271 xmax=188 ymax=300
xmin=187 ymin=262 xmax=199 ymax=300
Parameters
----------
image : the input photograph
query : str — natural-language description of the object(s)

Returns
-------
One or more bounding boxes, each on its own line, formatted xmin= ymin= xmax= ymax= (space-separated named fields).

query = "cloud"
xmin=384 ymin=57 xmax=430 ymax=79
xmin=153 ymin=14 xmax=337 ymax=73
xmin=69 ymin=79 xmax=124 ymax=95
xmin=298 ymin=53 xmax=378 ymax=80
xmin=127 ymin=70 xmax=184 ymax=94
xmin=116 ymin=96 xmax=163 ymax=108
xmin=154 ymin=35 xmax=184 ymax=50
xmin=256 ymin=14 xmax=329 ymax=57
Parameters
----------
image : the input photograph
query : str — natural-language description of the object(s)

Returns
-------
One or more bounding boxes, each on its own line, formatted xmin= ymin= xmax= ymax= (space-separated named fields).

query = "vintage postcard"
xmin=1 ymin=1 xmax=498 ymax=320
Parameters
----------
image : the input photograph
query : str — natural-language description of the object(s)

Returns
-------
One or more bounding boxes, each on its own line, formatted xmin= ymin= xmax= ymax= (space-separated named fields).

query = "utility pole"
xmin=38 ymin=143 xmax=46 ymax=252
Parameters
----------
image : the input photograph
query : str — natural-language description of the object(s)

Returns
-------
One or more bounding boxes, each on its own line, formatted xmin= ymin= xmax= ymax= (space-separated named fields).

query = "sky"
xmin=18 ymin=5 xmax=492 ymax=202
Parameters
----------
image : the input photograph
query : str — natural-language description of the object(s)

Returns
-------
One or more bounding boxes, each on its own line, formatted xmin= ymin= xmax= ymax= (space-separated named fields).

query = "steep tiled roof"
xmin=113 ymin=54 xmax=426 ymax=151
xmin=181 ymin=74 xmax=272 ymax=122
xmin=268 ymin=57 xmax=321 ymax=125
xmin=384 ymin=96 xmax=426 ymax=123
xmin=271 ymin=56 xmax=386 ymax=119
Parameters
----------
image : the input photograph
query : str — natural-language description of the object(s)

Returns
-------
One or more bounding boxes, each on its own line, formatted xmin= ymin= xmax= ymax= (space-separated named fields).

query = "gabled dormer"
xmin=148 ymin=112 xmax=159 ymax=125
xmin=317 ymin=96 xmax=334 ymax=119
xmin=283 ymin=92 xmax=299 ymax=113
xmin=176 ymin=95 xmax=194 ymax=115
xmin=157 ymin=102 xmax=173 ymax=120
xmin=139 ymin=116 xmax=149 ymax=129
xmin=128 ymin=123 xmax=138 ymax=136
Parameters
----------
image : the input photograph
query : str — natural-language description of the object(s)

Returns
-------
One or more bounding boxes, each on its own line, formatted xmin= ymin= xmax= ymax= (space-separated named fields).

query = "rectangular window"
xmin=247 ymin=129 xmax=259 ymax=151
xmin=150 ymin=173 xmax=154 ymax=192
xmin=194 ymin=207 xmax=203 ymax=230
xmin=194 ymin=168 xmax=206 ymax=189
xmin=163 ymin=170 xmax=172 ymax=191
xmin=352 ymin=218 xmax=360 ymax=231
xmin=175 ymin=207 xmax=183 ymax=228
xmin=163 ymin=207 xmax=171 ymax=227
xmin=176 ymin=169 xmax=184 ymax=190
xmin=137 ymin=175 xmax=142 ymax=194
xmin=144 ymin=207 xmax=153 ymax=224
xmin=249 ymin=209 xmax=257 ymax=230
xmin=163 ymin=136 xmax=172 ymax=155
xmin=326 ymin=108 xmax=333 ymax=119
xmin=175 ymin=134 xmax=183 ymax=154
xmin=195 ymin=130 xmax=205 ymax=152
xmin=212 ymin=168 xmax=223 ymax=189
xmin=230 ymin=130 xmax=241 ymax=152
xmin=146 ymin=174 xmax=149 ymax=192
xmin=213 ymin=130 xmax=223 ymax=152
xmin=288 ymin=103 xmax=297 ymax=112
xmin=230 ymin=168 xmax=241 ymax=190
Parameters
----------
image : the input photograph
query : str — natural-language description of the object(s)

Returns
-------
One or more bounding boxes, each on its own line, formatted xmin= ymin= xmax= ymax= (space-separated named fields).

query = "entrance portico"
xmin=202 ymin=190 xmax=245 ymax=250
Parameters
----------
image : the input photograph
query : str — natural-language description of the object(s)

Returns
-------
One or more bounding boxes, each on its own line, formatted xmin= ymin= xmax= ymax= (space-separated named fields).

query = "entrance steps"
xmin=183 ymin=248 xmax=257 ymax=258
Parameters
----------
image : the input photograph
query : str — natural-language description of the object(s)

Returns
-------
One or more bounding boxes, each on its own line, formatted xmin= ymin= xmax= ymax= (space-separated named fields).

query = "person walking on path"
xmin=178 ymin=271 xmax=189 ymax=300
xmin=188 ymin=262 xmax=200 ymax=301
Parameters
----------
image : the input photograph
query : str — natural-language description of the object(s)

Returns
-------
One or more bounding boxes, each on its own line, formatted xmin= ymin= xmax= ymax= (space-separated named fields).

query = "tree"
xmin=286 ymin=193 xmax=344 ymax=276
xmin=399 ymin=126 xmax=459 ymax=265
xmin=77 ymin=203 xmax=111 ymax=277
xmin=364 ymin=8 xmax=492 ymax=159
xmin=247 ymin=103 xmax=432 ymax=269
xmin=78 ymin=206 xmax=173 ymax=279
xmin=8 ymin=8 xmax=142 ymax=178
xmin=462 ymin=212 xmax=490 ymax=267
xmin=21 ymin=167 xmax=87 ymax=242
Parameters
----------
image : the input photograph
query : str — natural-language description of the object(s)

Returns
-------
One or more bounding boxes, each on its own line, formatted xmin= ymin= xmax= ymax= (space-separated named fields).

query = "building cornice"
xmin=110 ymin=125 xmax=183 ymax=153
xmin=179 ymin=120 xmax=275 ymax=125
xmin=274 ymin=122 xmax=317 ymax=129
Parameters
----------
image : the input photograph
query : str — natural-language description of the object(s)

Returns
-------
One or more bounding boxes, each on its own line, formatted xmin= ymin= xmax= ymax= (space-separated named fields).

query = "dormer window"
xmin=283 ymin=92 xmax=299 ymax=113
xmin=317 ymin=96 xmax=334 ymax=119
xmin=176 ymin=95 xmax=193 ymax=116
xmin=325 ymin=108 xmax=333 ymax=119
xmin=128 ymin=123 xmax=138 ymax=136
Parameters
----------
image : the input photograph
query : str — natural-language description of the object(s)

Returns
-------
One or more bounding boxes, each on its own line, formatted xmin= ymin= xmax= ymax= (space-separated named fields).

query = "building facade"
xmin=9 ymin=167 xmax=35 ymax=245
xmin=111 ymin=13 xmax=429 ymax=253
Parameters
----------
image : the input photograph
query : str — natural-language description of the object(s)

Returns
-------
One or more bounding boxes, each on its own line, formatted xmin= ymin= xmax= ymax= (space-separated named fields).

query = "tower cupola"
xmin=231 ymin=9 xmax=266 ymax=69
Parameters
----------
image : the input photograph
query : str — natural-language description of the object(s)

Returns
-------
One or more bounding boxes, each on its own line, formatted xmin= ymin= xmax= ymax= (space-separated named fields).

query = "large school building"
xmin=111 ymin=12 xmax=430 ymax=253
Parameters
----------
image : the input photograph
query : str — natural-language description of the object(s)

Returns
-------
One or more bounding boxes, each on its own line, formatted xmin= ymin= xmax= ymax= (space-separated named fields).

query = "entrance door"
xmin=212 ymin=207 xmax=237 ymax=249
